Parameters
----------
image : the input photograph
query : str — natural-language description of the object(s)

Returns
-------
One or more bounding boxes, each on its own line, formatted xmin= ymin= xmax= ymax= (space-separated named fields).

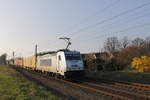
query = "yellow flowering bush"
xmin=131 ymin=56 xmax=150 ymax=72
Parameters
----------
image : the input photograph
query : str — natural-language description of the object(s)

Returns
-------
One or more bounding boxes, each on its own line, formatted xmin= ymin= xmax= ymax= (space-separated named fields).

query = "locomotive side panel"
xmin=36 ymin=54 xmax=57 ymax=73
xmin=56 ymin=52 xmax=67 ymax=76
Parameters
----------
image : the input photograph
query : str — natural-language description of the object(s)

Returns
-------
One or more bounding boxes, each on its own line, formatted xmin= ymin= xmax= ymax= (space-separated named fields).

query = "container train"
xmin=8 ymin=49 xmax=84 ymax=78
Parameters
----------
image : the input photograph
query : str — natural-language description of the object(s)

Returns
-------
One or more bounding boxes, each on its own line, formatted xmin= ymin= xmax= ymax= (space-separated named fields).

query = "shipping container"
xmin=23 ymin=56 xmax=36 ymax=70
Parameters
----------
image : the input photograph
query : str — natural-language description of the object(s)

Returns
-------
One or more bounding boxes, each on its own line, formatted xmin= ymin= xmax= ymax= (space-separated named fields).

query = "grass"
xmin=0 ymin=65 xmax=59 ymax=100
xmin=85 ymin=69 xmax=150 ymax=84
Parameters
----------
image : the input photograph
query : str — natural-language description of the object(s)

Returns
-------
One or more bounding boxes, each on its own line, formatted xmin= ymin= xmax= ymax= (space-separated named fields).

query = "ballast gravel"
xmin=14 ymin=67 xmax=116 ymax=100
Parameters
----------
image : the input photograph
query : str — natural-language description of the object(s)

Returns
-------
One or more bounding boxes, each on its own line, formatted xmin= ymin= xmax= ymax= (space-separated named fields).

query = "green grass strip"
xmin=0 ymin=65 xmax=59 ymax=100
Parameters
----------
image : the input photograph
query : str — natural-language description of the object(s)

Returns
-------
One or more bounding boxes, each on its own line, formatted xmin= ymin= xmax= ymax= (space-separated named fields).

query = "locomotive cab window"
xmin=65 ymin=54 xmax=81 ymax=60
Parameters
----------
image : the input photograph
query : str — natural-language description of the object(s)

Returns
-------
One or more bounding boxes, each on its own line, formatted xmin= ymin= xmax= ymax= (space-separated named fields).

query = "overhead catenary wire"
xmin=51 ymin=16 xmax=150 ymax=51
xmin=43 ymin=1 xmax=150 ymax=52
xmin=97 ymin=9 xmax=150 ymax=32
xmin=76 ymin=9 xmax=150 ymax=40
xmin=64 ymin=0 xmax=121 ymax=35
xmin=50 ymin=0 xmax=121 ymax=49
xmin=67 ymin=1 xmax=150 ymax=38
xmin=83 ymin=22 xmax=150 ymax=42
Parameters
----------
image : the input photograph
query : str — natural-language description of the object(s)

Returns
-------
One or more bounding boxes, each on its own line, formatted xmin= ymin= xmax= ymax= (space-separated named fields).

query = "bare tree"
xmin=145 ymin=36 xmax=150 ymax=47
xmin=132 ymin=38 xmax=145 ymax=46
xmin=104 ymin=37 xmax=119 ymax=54
xmin=146 ymin=36 xmax=150 ymax=42
xmin=119 ymin=37 xmax=130 ymax=49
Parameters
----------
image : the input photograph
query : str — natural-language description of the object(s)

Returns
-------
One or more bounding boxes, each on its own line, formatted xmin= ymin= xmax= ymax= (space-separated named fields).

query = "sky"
xmin=0 ymin=0 xmax=150 ymax=58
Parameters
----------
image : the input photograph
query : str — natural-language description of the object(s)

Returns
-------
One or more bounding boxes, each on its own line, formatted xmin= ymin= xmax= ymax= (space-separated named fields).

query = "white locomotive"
xmin=36 ymin=50 xmax=84 ymax=78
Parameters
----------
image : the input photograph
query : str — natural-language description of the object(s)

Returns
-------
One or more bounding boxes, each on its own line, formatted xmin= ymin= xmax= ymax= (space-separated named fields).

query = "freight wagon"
xmin=23 ymin=56 xmax=36 ymax=70
xmin=14 ymin=58 xmax=23 ymax=66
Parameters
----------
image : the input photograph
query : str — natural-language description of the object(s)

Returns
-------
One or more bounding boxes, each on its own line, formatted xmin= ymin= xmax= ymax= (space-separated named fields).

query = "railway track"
xmin=76 ymin=80 xmax=150 ymax=100
xmin=13 ymin=66 xmax=150 ymax=100
xmin=37 ymin=73 xmax=150 ymax=100
xmin=43 ymin=74 xmax=133 ymax=100
xmin=101 ymin=79 xmax=150 ymax=90
xmin=83 ymin=77 xmax=150 ymax=92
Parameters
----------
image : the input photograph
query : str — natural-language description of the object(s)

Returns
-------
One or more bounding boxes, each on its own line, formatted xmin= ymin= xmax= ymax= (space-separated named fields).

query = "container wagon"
xmin=23 ymin=56 xmax=36 ymax=70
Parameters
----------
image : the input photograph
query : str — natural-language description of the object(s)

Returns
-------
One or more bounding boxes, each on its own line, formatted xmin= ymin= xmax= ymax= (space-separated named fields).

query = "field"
xmin=85 ymin=70 xmax=150 ymax=84
xmin=0 ymin=65 xmax=59 ymax=100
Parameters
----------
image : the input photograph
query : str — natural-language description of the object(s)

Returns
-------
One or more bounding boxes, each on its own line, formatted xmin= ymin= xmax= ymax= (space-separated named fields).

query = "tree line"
xmin=104 ymin=36 xmax=150 ymax=54
xmin=85 ymin=36 xmax=150 ymax=72
xmin=0 ymin=53 xmax=7 ymax=65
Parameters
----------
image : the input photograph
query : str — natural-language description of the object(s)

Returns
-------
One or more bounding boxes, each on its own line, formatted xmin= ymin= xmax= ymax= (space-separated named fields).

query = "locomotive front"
xmin=64 ymin=51 xmax=84 ymax=77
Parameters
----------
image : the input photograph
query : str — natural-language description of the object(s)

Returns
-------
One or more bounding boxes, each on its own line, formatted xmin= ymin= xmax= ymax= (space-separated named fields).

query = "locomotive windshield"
xmin=65 ymin=52 xmax=81 ymax=60
xmin=65 ymin=55 xmax=81 ymax=60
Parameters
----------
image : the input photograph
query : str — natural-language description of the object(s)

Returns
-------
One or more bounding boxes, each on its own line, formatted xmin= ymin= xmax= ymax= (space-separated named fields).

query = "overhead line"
xmin=85 ymin=22 xmax=150 ymax=42
xmin=50 ymin=0 xmax=121 ymax=47
xmin=78 ymin=10 xmax=150 ymax=40
xmin=69 ymin=1 xmax=150 ymax=38
xmin=99 ymin=10 xmax=150 ymax=32
xmin=64 ymin=0 xmax=121 ymax=36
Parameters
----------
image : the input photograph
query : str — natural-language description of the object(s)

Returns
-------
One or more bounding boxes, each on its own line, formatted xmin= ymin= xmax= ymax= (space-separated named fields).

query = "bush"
xmin=104 ymin=58 xmax=120 ymax=71
xmin=84 ymin=57 xmax=126 ymax=71
xmin=131 ymin=56 xmax=150 ymax=72
xmin=94 ymin=59 xmax=105 ymax=71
